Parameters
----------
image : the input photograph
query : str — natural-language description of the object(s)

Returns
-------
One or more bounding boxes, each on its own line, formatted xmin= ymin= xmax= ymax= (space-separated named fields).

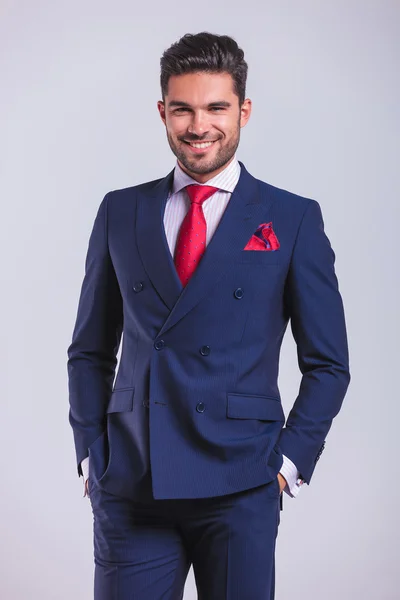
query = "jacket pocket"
xmin=107 ymin=387 xmax=135 ymax=413
xmin=226 ymin=392 xmax=285 ymax=421
xmin=239 ymin=250 xmax=280 ymax=265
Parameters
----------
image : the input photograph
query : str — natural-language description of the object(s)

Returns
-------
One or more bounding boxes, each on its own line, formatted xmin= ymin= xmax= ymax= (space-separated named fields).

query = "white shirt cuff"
xmin=279 ymin=454 xmax=305 ymax=498
xmin=81 ymin=456 xmax=89 ymax=483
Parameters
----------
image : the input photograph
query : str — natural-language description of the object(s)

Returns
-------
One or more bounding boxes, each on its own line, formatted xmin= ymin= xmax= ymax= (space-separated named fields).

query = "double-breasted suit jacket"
xmin=67 ymin=161 xmax=350 ymax=500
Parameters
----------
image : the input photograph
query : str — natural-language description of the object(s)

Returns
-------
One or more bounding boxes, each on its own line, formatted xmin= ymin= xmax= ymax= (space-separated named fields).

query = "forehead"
xmin=166 ymin=72 xmax=236 ymax=104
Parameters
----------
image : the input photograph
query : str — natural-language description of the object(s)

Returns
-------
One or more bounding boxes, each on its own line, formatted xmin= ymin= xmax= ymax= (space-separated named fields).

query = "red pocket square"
xmin=243 ymin=222 xmax=280 ymax=251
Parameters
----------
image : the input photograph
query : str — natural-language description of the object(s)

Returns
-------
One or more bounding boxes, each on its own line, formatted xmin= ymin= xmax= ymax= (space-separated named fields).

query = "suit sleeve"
xmin=67 ymin=193 xmax=123 ymax=477
xmin=278 ymin=199 xmax=351 ymax=484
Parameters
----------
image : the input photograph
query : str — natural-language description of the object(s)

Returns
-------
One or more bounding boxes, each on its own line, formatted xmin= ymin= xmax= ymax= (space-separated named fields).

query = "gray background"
xmin=1 ymin=1 xmax=399 ymax=598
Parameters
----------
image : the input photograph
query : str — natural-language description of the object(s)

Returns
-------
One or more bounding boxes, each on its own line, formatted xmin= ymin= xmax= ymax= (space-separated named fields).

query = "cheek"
xmin=165 ymin=119 xmax=181 ymax=136
xmin=216 ymin=121 xmax=237 ymax=138
xmin=170 ymin=117 xmax=191 ymax=133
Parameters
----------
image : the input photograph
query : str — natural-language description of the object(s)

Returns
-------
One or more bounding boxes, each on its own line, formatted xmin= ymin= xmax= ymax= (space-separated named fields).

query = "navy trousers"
xmin=89 ymin=476 xmax=282 ymax=599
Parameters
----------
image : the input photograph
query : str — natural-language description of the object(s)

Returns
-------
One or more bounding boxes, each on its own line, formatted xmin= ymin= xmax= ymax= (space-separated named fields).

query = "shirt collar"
xmin=170 ymin=154 xmax=241 ymax=196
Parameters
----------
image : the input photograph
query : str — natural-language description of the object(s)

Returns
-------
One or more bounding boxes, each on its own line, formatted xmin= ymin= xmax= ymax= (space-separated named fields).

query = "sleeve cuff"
xmin=279 ymin=454 xmax=305 ymax=498
xmin=80 ymin=456 xmax=90 ymax=483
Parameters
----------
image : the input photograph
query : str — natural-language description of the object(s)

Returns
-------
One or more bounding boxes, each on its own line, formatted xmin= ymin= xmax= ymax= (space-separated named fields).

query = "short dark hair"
xmin=160 ymin=32 xmax=248 ymax=106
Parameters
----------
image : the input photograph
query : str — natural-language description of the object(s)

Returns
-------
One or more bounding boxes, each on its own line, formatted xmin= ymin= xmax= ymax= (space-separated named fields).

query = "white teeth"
xmin=189 ymin=141 xmax=215 ymax=149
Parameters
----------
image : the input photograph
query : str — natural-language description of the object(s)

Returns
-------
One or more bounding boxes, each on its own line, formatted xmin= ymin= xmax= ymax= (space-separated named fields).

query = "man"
xmin=67 ymin=31 xmax=350 ymax=599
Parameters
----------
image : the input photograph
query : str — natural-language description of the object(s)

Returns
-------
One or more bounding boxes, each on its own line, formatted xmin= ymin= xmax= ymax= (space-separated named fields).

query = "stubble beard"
xmin=166 ymin=124 xmax=241 ymax=176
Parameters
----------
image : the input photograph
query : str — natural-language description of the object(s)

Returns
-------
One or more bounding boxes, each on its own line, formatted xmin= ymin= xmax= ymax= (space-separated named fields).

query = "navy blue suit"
xmin=67 ymin=161 xmax=350 ymax=598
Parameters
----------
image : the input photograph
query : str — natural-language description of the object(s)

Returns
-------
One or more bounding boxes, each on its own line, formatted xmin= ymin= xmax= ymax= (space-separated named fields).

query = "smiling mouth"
xmin=183 ymin=140 xmax=217 ymax=149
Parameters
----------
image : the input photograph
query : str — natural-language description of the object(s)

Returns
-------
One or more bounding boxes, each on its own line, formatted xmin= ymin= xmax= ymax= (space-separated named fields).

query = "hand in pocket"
xmin=277 ymin=473 xmax=286 ymax=494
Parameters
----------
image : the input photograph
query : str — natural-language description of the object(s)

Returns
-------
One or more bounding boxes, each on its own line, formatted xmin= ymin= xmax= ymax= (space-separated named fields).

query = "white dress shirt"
xmin=81 ymin=155 xmax=304 ymax=498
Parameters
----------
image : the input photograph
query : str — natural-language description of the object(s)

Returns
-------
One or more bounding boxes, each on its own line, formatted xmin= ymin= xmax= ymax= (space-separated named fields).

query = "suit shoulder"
xmin=105 ymin=176 xmax=166 ymax=200
xmin=99 ymin=177 xmax=166 ymax=223
xmin=255 ymin=177 xmax=318 ymax=214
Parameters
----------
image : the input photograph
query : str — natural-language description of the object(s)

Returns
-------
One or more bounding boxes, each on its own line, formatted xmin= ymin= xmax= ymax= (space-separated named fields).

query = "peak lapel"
xmin=136 ymin=161 xmax=273 ymax=337
xmin=136 ymin=167 xmax=183 ymax=311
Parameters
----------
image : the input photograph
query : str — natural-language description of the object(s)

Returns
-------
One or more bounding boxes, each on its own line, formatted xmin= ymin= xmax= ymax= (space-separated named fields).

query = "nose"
xmin=187 ymin=111 xmax=210 ymax=137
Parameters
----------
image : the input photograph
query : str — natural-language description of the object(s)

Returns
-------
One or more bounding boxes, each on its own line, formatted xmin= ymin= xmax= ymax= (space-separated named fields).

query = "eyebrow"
xmin=168 ymin=100 xmax=232 ymax=109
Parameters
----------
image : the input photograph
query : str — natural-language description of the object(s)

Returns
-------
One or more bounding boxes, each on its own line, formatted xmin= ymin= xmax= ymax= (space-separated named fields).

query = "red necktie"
xmin=174 ymin=184 xmax=219 ymax=286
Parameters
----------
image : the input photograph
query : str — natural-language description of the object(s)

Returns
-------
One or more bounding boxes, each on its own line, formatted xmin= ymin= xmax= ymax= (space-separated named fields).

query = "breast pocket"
xmin=239 ymin=250 xmax=280 ymax=265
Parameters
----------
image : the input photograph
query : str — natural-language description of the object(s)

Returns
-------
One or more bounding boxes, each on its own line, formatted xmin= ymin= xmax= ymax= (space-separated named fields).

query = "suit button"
xmin=142 ymin=400 xmax=149 ymax=407
xmin=154 ymin=340 xmax=165 ymax=350
xmin=234 ymin=288 xmax=244 ymax=299
xmin=133 ymin=282 xmax=144 ymax=292
xmin=196 ymin=402 xmax=206 ymax=413
xmin=200 ymin=345 xmax=210 ymax=356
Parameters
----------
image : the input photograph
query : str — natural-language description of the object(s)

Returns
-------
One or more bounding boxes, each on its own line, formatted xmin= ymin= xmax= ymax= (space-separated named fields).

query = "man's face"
xmin=157 ymin=72 xmax=251 ymax=183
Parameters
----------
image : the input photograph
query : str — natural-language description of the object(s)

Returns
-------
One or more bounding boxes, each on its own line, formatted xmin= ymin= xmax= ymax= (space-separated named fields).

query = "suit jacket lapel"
xmin=136 ymin=161 xmax=274 ymax=337
xmin=136 ymin=166 xmax=182 ymax=311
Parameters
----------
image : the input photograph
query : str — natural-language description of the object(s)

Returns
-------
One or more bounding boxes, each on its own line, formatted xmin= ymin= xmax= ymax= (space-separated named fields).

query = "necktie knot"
xmin=185 ymin=184 xmax=219 ymax=206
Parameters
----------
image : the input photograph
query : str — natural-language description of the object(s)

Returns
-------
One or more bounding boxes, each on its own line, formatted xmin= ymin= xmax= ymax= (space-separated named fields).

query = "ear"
xmin=240 ymin=98 xmax=252 ymax=128
xmin=157 ymin=101 xmax=167 ymax=125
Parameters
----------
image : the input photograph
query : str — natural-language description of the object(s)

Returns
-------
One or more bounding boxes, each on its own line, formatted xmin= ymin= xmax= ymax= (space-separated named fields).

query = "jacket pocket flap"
xmin=227 ymin=393 xmax=285 ymax=421
xmin=107 ymin=387 xmax=135 ymax=413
